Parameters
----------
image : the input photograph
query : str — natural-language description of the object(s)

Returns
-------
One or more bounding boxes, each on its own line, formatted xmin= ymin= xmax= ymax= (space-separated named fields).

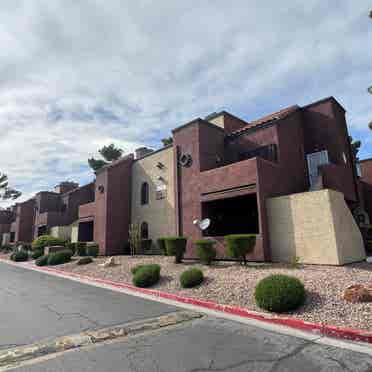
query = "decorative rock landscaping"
xmin=52 ymin=255 xmax=372 ymax=331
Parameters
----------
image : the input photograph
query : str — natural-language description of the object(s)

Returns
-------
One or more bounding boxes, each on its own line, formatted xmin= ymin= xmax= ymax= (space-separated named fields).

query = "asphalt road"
xmin=1 ymin=262 xmax=372 ymax=371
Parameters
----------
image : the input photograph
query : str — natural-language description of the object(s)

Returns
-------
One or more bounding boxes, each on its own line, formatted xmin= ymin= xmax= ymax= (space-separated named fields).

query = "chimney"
xmin=55 ymin=181 xmax=79 ymax=194
xmin=135 ymin=147 xmax=154 ymax=159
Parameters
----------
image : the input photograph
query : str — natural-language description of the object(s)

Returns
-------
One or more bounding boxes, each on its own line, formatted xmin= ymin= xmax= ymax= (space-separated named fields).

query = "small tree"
xmin=161 ymin=137 xmax=173 ymax=146
xmin=88 ymin=144 xmax=123 ymax=172
xmin=129 ymin=223 xmax=141 ymax=256
xmin=0 ymin=172 xmax=21 ymax=200
xmin=225 ymin=234 xmax=256 ymax=265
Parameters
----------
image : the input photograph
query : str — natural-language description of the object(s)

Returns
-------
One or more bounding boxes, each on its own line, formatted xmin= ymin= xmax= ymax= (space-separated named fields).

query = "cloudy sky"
xmin=0 ymin=0 xmax=371 ymax=207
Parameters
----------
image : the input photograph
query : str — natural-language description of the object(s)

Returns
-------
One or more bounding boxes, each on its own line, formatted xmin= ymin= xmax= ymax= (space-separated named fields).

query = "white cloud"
xmin=0 ymin=0 xmax=372 ymax=207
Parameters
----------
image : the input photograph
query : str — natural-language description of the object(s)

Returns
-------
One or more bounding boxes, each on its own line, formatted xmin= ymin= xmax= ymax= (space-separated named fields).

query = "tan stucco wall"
xmin=267 ymin=189 xmax=366 ymax=265
xmin=50 ymin=225 xmax=73 ymax=241
xmin=131 ymin=146 xmax=176 ymax=248
xmin=208 ymin=115 xmax=225 ymax=129
xmin=71 ymin=222 xmax=78 ymax=243
xmin=2 ymin=233 xmax=10 ymax=246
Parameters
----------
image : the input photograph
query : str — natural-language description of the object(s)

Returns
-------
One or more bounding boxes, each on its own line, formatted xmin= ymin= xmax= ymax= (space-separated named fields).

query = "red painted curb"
xmin=2 ymin=257 xmax=372 ymax=344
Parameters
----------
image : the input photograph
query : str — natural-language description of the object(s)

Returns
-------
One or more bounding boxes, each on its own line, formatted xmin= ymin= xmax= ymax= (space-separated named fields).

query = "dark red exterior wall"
xmin=94 ymin=155 xmax=133 ymax=255
xmin=173 ymin=120 xmax=265 ymax=260
xmin=360 ymin=159 xmax=372 ymax=220
xmin=14 ymin=199 xmax=35 ymax=243
xmin=302 ymin=99 xmax=357 ymax=202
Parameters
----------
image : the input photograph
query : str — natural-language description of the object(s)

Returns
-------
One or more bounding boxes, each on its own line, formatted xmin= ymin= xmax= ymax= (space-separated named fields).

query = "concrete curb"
xmin=1 ymin=257 xmax=372 ymax=345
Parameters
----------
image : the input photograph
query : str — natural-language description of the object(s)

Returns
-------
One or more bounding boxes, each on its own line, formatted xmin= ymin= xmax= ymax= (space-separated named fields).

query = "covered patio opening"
xmin=202 ymin=193 xmax=259 ymax=236
xmin=78 ymin=220 xmax=94 ymax=242
xmin=37 ymin=225 xmax=48 ymax=237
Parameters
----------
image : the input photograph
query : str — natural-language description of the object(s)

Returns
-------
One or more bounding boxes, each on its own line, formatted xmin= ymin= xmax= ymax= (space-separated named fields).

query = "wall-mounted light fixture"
xmin=98 ymin=185 xmax=105 ymax=193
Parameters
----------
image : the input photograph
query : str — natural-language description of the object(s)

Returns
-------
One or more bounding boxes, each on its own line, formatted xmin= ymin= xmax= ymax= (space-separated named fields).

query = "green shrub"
xmin=35 ymin=255 xmax=49 ymax=266
xmin=1 ymin=244 xmax=13 ymax=253
xmin=10 ymin=250 xmax=29 ymax=262
xmin=157 ymin=238 xmax=167 ymax=255
xmin=76 ymin=242 xmax=87 ymax=256
xmin=255 ymin=274 xmax=306 ymax=313
xmin=32 ymin=235 xmax=65 ymax=251
xmin=164 ymin=237 xmax=187 ymax=263
xmin=86 ymin=243 xmax=99 ymax=257
xmin=195 ymin=239 xmax=216 ymax=265
xmin=77 ymin=257 xmax=93 ymax=265
xmin=132 ymin=264 xmax=161 ymax=288
xmin=225 ymin=234 xmax=256 ymax=264
xmin=180 ymin=268 xmax=204 ymax=288
xmin=47 ymin=250 xmax=73 ymax=266
xmin=131 ymin=264 xmax=145 ymax=275
xmin=31 ymin=249 xmax=44 ymax=259
xmin=65 ymin=242 xmax=76 ymax=255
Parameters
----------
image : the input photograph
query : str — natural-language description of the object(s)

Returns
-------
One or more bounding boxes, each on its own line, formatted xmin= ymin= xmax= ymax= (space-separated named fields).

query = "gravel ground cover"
xmin=3 ymin=252 xmax=371 ymax=331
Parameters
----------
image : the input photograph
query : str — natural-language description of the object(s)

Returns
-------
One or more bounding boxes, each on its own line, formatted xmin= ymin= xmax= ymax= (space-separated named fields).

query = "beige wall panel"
xmin=267 ymin=189 xmax=365 ymax=265
xmin=131 ymin=147 xmax=176 ymax=247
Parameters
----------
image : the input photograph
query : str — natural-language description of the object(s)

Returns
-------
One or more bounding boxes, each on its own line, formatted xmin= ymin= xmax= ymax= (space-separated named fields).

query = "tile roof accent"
xmin=230 ymin=105 xmax=300 ymax=135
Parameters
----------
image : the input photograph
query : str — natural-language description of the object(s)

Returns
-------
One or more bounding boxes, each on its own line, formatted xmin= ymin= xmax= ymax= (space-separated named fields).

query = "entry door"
xmin=306 ymin=150 xmax=329 ymax=188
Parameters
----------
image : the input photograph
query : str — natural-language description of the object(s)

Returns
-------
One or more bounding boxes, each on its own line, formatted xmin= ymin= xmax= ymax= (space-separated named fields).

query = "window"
xmin=141 ymin=182 xmax=149 ymax=205
xmin=141 ymin=222 xmax=149 ymax=239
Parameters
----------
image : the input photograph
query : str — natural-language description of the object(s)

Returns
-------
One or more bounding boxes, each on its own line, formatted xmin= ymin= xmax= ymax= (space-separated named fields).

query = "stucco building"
xmin=2 ymin=96 xmax=370 ymax=264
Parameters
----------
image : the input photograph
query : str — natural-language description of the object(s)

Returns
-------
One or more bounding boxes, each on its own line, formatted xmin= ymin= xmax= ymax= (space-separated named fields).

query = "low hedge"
xmin=47 ymin=249 xmax=73 ymax=266
xmin=31 ymin=249 xmax=44 ymax=260
xmin=194 ymin=239 xmax=216 ymax=265
xmin=77 ymin=257 xmax=93 ymax=265
xmin=86 ymin=243 xmax=99 ymax=257
xmin=164 ymin=237 xmax=187 ymax=263
xmin=157 ymin=238 xmax=167 ymax=255
xmin=225 ymin=234 xmax=256 ymax=264
xmin=10 ymin=250 xmax=29 ymax=262
xmin=132 ymin=264 xmax=161 ymax=288
xmin=35 ymin=255 xmax=49 ymax=266
xmin=180 ymin=268 xmax=204 ymax=288
xmin=32 ymin=235 xmax=65 ymax=251
xmin=76 ymin=242 xmax=87 ymax=256
xmin=255 ymin=274 xmax=306 ymax=313
xmin=1 ymin=245 xmax=13 ymax=253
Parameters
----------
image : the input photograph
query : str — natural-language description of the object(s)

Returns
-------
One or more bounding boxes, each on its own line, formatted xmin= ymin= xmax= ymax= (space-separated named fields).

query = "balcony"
xmin=36 ymin=211 xmax=67 ymax=228
xmin=79 ymin=202 xmax=96 ymax=220
xmin=200 ymin=158 xmax=258 ymax=201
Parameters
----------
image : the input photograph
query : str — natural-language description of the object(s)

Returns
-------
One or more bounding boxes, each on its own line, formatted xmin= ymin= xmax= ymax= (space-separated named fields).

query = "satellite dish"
xmin=193 ymin=218 xmax=211 ymax=231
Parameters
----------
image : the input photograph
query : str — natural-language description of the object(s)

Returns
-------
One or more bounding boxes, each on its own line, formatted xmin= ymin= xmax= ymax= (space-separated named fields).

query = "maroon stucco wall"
xmin=94 ymin=155 xmax=134 ymax=255
xmin=14 ymin=199 xmax=35 ymax=243
xmin=360 ymin=159 xmax=372 ymax=220
xmin=302 ymin=99 xmax=357 ymax=202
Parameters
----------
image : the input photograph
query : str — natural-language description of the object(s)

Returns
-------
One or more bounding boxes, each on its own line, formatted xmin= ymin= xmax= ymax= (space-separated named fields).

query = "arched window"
xmin=141 ymin=182 xmax=149 ymax=205
xmin=141 ymin=222 xmax=149 ymax=239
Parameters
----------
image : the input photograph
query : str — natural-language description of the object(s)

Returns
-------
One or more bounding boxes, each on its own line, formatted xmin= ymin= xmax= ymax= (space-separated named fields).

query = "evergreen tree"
xmin=88 ymin=144 xmax=123 ymax=172
xmin=0 ymin=172 xmax=21 ymax=200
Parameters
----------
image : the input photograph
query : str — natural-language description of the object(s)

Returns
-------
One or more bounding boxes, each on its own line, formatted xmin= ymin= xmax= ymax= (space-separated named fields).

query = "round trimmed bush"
xmin=164 ymin=237 xmax=187 ymax=263
xmin=86 ymin=243 xmax=99 ymax=257
xmin=47 ymin=250 xmax=73 ymax=266
xmin=132 ymin=264 xmax=161 ymax=288
xmin=180 ymin=268 xmax=204 ymax=288
xmin=32 ymin=235 xmax=65 ymax=251
xmin=195 ymin=239 xmax=216 ymax=265
xmin=35 ymin=255 xmax=49 ymax=266
xmin=76 ymin=242 xmax=87 ymax=256
xmin=255 ymin=274 xmax=306 ymax=313
xmin=131 ymin=264 xmax=145 ymax=275
xmin=77 ymin=257 xmax=93 ymax=265
xmin=10 ymin=250 xmax=29 ymax=262
xmin=225 ymin=234 xmax=256 ymax=264
xmin=31 ymin=249 xmax=44 ymax=260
